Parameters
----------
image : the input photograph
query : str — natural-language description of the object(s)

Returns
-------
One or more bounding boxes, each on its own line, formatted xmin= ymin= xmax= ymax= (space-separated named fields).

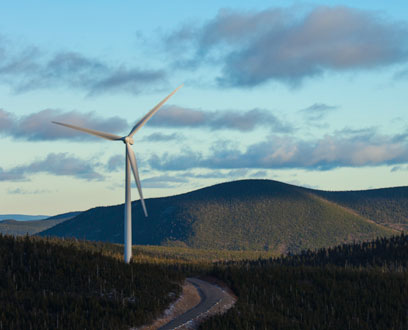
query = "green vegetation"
xmin=132 ymin=244 xmax=279 ymax=263
xmin=275 ymin=234 xmax=408 ymax=269
xmin=0 ymin=234 xmax=183 ymax=329
xmin=202 ymin=266 xmax=408 ymax=329
xmin=2 ymin=232 xmax=408 ymax=329
xmin=200 ymin=233 xmax=408 ymax=329
xmin=40 ymin=180 xmax=400 ymax=254
xmin=314 ymin=187 xmax=408 ymax=231
xmin=7 ymin=180 xmax=407 ymax=328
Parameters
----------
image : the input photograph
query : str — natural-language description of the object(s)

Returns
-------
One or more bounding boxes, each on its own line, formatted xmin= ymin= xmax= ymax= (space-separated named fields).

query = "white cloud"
xmin=166 ymin=6 xmax=408 ymax=87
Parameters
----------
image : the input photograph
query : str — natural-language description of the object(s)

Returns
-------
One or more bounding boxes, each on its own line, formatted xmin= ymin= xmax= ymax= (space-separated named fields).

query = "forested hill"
xmin=39 ymin=180 xmax=403 ymax=254
xmin=312 ymin=186 xmax=408 ymax=231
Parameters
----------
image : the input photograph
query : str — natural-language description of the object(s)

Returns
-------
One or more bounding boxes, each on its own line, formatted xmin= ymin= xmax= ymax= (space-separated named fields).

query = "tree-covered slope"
xmin=40 ymin=180 xmax=398 ymax=254
xmin=0 ymin=234 xmax=182 ymax=329
xmin=313 ymin=187 xmax=408 ymax=231
xmin=200 ymin=233 xmax=408 ymax=330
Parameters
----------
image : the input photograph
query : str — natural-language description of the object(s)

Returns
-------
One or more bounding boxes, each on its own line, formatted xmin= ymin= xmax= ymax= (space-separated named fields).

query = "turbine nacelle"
xmin=123 ymin=136 xmax=134 ymax=145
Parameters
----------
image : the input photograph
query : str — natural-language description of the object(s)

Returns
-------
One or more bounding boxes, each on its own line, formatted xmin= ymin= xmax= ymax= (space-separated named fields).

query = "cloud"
xmin=0 ymin=109 xmax=14 ymax=131
xmin=149 ymin=131 xmax=408 ymax=171
xmin=89 ymin=67 xmax=166 ymax=95
xmin=299 ymin=103 xmax=338 ymax=121
xmin=392 ymin=132 xmax=408 ymax=143
xmin=166 ymin=6 xmax=408 ymax=87
xmin=0 ymin=106 xmax=290 ymax=142
xmin=0 ymin=37 xmax=166 ymax=95
xmin=106 ymin=154 xmax=124 ymax=172
xmin=0 ymin=109 xmax=129 ymax=141
xmin=142 ymin=132 xmax=183 ymax=142
xmin=394 ymin=67 xmax=408 ymax=80
xmin=0 ymin=168 xmax=25 ymax=182
xmin=7 ymin=187 xmax=52 ymax=195
xmin=141 ymin=174 xmax=189 ymax=188
xmin=149 ymin=105 xmax=292 ymax=132
xmin=390 ymin=165 xmax=408 ymax=172
xmin=149 ymin=148 xmax=203 ymax=171
xmin=335 ymin=127 xmax=378 ymax=137
xmin=0 ymin=153 xmax=103 ymax=181
xmin=251 ymin=170 xmax=268 ymax=178
xmin=187 ymin=169 xmax=250 ymax=179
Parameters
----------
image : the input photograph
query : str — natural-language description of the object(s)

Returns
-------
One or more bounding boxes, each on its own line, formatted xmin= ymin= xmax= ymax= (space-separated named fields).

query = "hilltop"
xmin=39 ymin=180 xmax=404 ymax=254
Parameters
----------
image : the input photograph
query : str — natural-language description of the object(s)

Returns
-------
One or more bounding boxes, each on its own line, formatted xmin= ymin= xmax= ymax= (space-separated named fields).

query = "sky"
xmin=1 ymin=1 xmax=408 ymax=215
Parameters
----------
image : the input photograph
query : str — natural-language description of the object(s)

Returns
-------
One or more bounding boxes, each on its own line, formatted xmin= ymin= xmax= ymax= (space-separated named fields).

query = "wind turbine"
xmin=52 ymin=85 xmax=183 ymax=263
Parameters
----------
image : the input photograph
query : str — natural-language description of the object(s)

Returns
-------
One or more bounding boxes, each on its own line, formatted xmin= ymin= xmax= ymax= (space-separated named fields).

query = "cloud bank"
xmin=141 ymin=174 xmax=189 ymax=188
xmin=0 ymin=108 xmax=128 ymax=141
xmin=149 ymin=130 xmax=408 ymax=171
xmin=166 ymin=6 xmax=408 ymax=87
xmin=0 ymin=153 xmax=103 ymax=181
xmin=149 ymin=105 xmax=292 ymax=132
xmin=0 ymin=37 xmax=166 ymax=95
xmin=0 ymin=106 xmax=287 ymax=142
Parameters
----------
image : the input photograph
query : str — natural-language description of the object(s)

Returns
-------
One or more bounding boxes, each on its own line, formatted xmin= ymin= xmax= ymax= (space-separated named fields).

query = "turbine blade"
xmin=52 ymin=121 xmax=122 ymax=141
xmin=126 ymin=143 xmax=148 ymax=217
xmin=128 ymin=84 xmax=183 ymax=137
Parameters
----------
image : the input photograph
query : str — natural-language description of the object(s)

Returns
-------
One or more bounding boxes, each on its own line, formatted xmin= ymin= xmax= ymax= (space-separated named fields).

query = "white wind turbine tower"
xmin=52 ymin=85 xmax=183 ymax=263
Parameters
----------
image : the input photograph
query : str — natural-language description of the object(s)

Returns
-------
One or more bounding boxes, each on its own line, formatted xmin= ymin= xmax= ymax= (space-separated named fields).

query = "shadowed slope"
xmin=39 ymin=180 xmax=400 ymax=254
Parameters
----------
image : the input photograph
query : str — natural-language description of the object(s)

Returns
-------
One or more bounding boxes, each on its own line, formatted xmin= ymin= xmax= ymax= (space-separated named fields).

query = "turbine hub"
xmin=124 ymin=136 xmax=134 ymax=145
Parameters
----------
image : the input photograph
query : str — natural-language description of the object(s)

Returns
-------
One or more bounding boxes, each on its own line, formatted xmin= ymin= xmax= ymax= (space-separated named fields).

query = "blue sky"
xmin=1 ymin=1 xmax=408 ymax=214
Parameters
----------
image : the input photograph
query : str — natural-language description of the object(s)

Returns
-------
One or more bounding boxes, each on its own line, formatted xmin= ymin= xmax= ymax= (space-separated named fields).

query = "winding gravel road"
xmin=159 ymin=278 xmax=226 ymax=330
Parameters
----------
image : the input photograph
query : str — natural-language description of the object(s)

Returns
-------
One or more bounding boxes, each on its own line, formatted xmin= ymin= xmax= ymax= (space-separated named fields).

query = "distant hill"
xmin=0 ymin=214 xmax=49 ymax=221
xmin=313 ymin=187 xmax=408 ymax=231
xmin=39 ymin=180 xmax=403 ymax=254
xmin=44 ymin=211 xmax=82 ymax=221
xmin=0 ymin=212 xmax=81 ymax=236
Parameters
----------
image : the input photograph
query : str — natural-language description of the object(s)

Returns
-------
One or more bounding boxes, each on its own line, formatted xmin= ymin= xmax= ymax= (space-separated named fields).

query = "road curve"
xmin=159 ymin=278 xmax=225 ymax=330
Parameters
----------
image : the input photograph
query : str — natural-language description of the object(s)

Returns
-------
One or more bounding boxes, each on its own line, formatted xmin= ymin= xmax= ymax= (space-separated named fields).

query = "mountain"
xmin=0 ymin=211 xmax=81 ymax=236
xmin=39 ymin=180 xmax=403 ymax=254
xmin=0 ymin=214 xmax=49 ymax=221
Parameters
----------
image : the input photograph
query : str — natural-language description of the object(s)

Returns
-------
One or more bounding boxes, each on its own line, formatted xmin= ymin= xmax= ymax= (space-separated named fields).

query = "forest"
xmin=200 ymin=233 xmax=408 ymax=329
xmin=0 ymin=235 xmax=183 ymax=329
xmin=1 ymin=232 xmax=408 ymax=329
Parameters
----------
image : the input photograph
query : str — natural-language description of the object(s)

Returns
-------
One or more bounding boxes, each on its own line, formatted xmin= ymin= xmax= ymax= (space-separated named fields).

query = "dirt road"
xmin=158 ymin=277 xmax=235 ymax=329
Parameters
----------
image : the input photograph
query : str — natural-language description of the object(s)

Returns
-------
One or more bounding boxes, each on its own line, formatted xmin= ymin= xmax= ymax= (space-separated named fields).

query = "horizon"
xmin=3 ymin=177 xmax=408 ymax=217
xmin=1 ymin=1 xmax=408 ymax=214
